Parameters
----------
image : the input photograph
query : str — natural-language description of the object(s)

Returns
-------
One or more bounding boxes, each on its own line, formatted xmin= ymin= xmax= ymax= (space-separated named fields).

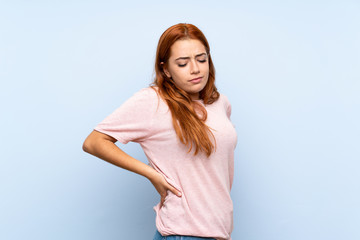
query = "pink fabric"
xmin=94 ymin=87 xmax=237 ymax=240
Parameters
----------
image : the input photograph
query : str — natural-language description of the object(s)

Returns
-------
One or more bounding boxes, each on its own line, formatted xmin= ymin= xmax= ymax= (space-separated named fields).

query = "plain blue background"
xmin=1 ymin=1 xmax=359 ymax=239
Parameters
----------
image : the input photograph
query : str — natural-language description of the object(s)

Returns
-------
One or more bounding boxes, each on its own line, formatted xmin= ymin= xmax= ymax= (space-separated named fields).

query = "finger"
xmin=160 ymin=197 xmax=165 ymax=209
xmin=167 ymin=185 xmax=182 ymax=197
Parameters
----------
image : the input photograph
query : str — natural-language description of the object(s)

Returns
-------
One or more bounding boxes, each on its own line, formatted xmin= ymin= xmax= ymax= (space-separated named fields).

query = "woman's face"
xmin=162 ymin=39 xmax=209 ymax=100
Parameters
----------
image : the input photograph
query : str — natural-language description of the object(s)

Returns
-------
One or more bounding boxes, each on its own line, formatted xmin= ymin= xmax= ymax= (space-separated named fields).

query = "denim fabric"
xmin=153 ymin=230 xmax=216 ymax=240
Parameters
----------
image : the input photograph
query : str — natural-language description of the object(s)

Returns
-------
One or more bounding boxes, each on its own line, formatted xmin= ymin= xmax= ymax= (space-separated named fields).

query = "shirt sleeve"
xmin=94 ymin=87 xmax=158 ymax=144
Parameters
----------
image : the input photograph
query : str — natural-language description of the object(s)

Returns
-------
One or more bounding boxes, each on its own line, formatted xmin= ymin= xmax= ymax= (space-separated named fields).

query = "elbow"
xmin=82 ymin=139 xmax=90 ymax=153
xmin=82 ymin=130 xmax=113 ymax=154
xmin=82 ymin=136 xmax=94 ymax=154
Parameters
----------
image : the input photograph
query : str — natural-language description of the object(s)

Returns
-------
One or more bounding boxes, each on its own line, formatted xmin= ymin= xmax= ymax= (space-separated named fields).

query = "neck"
xmin=190 ymin=93 xmax=200 ymax=101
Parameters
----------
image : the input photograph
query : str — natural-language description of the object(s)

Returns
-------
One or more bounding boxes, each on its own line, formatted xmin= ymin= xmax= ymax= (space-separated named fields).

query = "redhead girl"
xmin=83 ymin=23 xmax=237 ymax=240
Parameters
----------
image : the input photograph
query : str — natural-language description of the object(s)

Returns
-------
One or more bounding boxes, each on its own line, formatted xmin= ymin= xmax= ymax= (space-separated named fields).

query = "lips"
xmin=189 ymin=77 xmax=202 ymax=83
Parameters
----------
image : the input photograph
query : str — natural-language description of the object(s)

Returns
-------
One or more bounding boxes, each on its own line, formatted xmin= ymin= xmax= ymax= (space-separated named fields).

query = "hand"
xmin=148 ymin=171 xmax=182 ymax=209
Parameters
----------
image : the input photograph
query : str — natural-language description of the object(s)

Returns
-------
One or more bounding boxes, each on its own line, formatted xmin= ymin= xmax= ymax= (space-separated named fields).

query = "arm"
xmin=83 ymin=130 xmax=156 ymax=179
xmin=82 ymin=130 xmax=182 ymax=206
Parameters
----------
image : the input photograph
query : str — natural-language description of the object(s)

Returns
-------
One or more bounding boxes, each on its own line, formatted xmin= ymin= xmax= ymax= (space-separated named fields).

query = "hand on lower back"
xmin=148 ymin=171 xmax=182 ymax=208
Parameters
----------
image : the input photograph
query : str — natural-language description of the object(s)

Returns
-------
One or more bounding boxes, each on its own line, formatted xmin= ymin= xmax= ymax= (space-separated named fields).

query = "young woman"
xmin=82 ymin=23 xmax=237 ymax=240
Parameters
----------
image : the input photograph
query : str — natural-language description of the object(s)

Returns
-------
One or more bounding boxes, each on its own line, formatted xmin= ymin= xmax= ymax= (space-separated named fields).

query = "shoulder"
xmin=127 ymin=86 xmax=161 ymax=105
xmin=218 ymin=93 xmax=231 ymax=107
xmin=218 ymin=93 xmax=232 ymax=118
xmin=112 ymin=87 xmax=161 ymax=115
xmin=133 ymin=86 xmax=159 ymax=99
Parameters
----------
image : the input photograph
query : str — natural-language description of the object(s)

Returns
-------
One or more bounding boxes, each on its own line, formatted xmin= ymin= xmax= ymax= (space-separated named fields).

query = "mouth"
xmin=189 ymin=77 xmax=202 ymax=83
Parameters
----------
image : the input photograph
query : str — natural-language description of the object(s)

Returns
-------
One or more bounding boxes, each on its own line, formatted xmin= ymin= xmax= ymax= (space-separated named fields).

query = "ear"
xmin=160 ymin=62 xmax=171 ymax=78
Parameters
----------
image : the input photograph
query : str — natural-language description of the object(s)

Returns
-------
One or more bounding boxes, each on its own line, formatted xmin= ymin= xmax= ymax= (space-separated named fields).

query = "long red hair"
xmin=150 ymin=23 xmax=220 ymax=157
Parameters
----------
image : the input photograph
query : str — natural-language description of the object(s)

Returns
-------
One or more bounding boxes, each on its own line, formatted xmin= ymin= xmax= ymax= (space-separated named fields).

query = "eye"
xmin=178 ymin=63 xmax=187 ymax=67
xmin=198 ymin=59 xmax=207 ymax=63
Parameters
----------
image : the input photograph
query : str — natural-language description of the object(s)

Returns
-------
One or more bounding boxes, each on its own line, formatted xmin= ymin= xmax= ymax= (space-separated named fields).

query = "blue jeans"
xmin=153 ymin=230 xmax=216 ymax=240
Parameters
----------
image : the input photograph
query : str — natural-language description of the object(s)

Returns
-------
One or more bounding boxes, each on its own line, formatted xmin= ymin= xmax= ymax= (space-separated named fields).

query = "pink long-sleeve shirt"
xmin=94 ymin=87 xmax=237 ymax=240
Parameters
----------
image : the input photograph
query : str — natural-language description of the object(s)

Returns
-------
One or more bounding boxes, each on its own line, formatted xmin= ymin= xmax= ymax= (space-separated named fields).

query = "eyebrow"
xmin=175 ymin=53 xmax=207 ymax=61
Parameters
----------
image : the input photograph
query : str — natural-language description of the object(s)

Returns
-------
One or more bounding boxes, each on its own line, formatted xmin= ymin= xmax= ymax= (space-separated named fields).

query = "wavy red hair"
xmin=150 ymin=23 xmax=220 ymax=157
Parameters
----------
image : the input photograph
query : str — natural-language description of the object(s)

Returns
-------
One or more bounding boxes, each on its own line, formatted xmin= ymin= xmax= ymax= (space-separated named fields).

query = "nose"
xmin=190 ymin=59 xmax=200 ymax=74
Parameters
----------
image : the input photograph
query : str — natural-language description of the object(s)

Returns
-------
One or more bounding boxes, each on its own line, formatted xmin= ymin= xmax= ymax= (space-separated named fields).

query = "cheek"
xmin=201 ymin=62 xmax=209 ymax=71
xmin=172 ymin=69 xmax=188 ymax=81
xmin=202 ymin=65 xmax=210 ymax=77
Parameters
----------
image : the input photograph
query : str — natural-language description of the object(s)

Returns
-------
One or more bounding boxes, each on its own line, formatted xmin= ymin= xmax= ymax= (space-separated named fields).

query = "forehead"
xmin=169 ymin=39 xmax=206 ymax=59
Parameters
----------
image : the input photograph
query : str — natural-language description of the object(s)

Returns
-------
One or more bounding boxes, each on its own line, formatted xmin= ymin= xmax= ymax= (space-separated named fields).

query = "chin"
xmin=198 ymin=83 xmax=207 ymax=92
xmin=189 ymin=85 xmax=204 ymax=94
